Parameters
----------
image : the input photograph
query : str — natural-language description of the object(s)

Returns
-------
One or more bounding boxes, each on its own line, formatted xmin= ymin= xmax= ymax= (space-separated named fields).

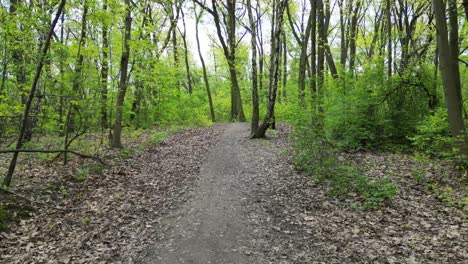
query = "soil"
xmin=0 ymin=123 xmax=466 ymax=263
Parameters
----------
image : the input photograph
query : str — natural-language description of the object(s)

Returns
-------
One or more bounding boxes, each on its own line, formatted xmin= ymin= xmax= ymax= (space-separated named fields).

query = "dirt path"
xmin=142 ymin=123 xmax=261 ymax=263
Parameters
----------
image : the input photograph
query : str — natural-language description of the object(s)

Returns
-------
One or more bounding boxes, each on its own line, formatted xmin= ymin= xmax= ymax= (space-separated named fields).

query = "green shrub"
xmin=293 ymin=124 xmax=399 ymax=208
xmin=409 ymin=108 xmax=453 ymax=158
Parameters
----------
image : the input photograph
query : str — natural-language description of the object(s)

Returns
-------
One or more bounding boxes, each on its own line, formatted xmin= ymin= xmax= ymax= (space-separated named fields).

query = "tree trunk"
xmin=3 ymin=0 xmax=66 ymax=188
xmin=195 ymin=6 xmax=215 ymax=122
xmin=247 ymin=0 xmax=259 ymax=135
xmin=180 ymin=9 xmax=193 ymax=94
xmin=282 ymin=30 xmax=287 ymax=100
xmin=386 ymin=0 xmax=392 ymax=78
xmin=349 ymin=0 xmax=362 ymax=74
xmin=111 ymin=0 xmax=132 ymax=149
xmin=100 ymin=0 xmax=109 ymax=135
xmin=310 ymin=0 xmax=317 ymax=104
xmin=317 ymin=0 xmax=325 ymax=113
xmin=198 ymin=1 xmax=246 ymax=121
xmin=252 ymin=0 xmax=287 ymax=138
xmin=433 ymin=0 xmax=467 ymax=155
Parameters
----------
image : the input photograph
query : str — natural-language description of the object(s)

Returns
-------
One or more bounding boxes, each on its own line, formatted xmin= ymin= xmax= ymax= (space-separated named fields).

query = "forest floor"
xmin=0 ymin=123 xmax=467 ymax=263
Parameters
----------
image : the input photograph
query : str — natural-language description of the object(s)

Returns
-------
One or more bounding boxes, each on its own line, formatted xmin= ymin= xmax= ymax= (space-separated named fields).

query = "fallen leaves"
xmin=0 ymin=125 xmax=224 ymax=263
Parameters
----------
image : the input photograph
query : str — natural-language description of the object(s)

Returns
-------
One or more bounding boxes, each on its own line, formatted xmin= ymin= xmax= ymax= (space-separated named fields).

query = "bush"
xmin=409 ymin=108 xmax=454 ymax=158
xmin=293 ymin=124 xmax=399 ymax=208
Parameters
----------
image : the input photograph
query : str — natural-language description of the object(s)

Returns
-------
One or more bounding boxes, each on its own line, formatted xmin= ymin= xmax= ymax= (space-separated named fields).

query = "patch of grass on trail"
xmin=292 ymin=125 xmax=399 ymax=209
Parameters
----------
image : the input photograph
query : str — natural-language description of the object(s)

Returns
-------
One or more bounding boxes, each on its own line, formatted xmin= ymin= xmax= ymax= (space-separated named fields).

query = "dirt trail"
xmin=143 ymin=123 xmax=260 ymax=263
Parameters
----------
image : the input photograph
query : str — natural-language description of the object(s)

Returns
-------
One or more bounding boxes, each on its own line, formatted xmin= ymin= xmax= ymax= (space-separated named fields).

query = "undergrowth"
xmin=292 ymin=124 xmax=399 ymax=209
xmin=0 ymin=205 xmax=7 ymax=231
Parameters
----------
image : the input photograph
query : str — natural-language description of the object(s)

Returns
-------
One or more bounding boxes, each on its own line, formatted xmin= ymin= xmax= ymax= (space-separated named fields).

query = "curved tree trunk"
xmin=111 ymin=0 xmax=132 ymax=149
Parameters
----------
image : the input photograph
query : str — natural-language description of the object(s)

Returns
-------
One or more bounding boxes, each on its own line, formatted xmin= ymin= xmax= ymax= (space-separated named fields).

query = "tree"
xmin=194 ymin=4 xmax=216 ymax=122
xmin=286 ymin=0 xmax=313 ymax=106
xmin=246 ymin=0 xmax=259 ymax=135
xmin=252 ymin=0 xmax=288 ymax=138
xmin=2 ymin=0 xmax=66 ymax=188
xmin=432 ymin=0 xmax=467 ymax=154
xmin=111 ymin=0 xmax=132 ymax=149
xmin=194 ymin=0 xmax=246 ymax=121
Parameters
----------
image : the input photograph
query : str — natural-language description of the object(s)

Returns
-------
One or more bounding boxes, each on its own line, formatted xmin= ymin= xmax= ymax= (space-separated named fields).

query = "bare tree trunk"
xmin=100 ymin=0 xmax=109 ymax=136
xmin=287 ymin=1 xmax=313 ymax=106
xmin=111 ymin=0 xmax=132 ymax=149
xmin=317 ymin=0 xmax=325 ymax=113
xmin=386 ymin=0 xmax=392 ymax=78
xmin=247 ymin=0 xmax=259 ymax=135
xmin=194 ymin=6 xmax=215 ymax=122
xmin=252 ymin=0 xmax=287 ymax=138
xmin=433 ymin=0 xmax=467 ymax=155
xmin=180 ymin=9 xmax=193 ymax=94
xmin=3 ymin=0 xmax=66 ymax=188
xmin=310 ymin=0 xmax=317 ymax=104
xmin=282 ymin=30 xmax=287 ymax=99
xmin=349 ymin=0 xmax=362 ymax=74
xmin=195 ymin=0 xmax=246 ymax=121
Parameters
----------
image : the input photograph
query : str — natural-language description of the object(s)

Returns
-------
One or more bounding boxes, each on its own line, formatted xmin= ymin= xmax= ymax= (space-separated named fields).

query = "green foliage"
xmin=293 ymin=124 xmax=399 ymax=208
xmin=75 ymin=168 xmax=90 ymax=182
xmin=427 ymin=183 xmax=467 ymax=211
xmin=409 ymin=108 xmax=453 ymax=158
xmin=149 ymin=131 xmax=170 ymax=144
xmin=0 ymin=205 xmax=8 ymax=231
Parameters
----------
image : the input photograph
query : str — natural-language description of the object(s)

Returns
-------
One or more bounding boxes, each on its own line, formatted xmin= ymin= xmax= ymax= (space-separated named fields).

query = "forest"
xmin=0 ymin=0 xmax=467 ymax=262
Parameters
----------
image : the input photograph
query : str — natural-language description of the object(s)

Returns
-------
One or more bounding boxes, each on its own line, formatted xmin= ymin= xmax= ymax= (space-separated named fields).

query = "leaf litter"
xmin=1 ymin=123 xmax=467 ymax=263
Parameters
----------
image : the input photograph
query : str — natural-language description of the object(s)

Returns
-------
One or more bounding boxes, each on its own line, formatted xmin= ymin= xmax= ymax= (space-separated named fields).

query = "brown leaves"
xmin=0 ymin=125 xmax=224 ymax=263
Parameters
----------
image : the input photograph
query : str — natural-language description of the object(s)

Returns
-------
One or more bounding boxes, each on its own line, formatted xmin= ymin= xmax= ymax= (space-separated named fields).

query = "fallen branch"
xmin=0 ymin=187 xmax=79 ymax=211
xmin=0 ymin=149 xmax=108 ymax=165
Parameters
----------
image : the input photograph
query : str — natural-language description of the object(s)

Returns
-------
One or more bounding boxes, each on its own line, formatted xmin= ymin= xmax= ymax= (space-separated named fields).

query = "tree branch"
xmin=0 ymin=149 xmax=108 ymax=165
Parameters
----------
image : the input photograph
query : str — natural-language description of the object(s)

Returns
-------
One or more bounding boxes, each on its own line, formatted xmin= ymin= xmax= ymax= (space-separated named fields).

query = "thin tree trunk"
xmin=3 ymin=0 xmax=66 ymax=188
xmin=282 ymin=30 xmax=287 ymax=99
xmin=349 ymin=0 xmax=362 ymax=74
xmin=100 ymin=0 xmax=109 ymax=136
xmin=195 ymin=6 xmax=215 ymax=122
xmin=317 ymin=0 xmax=325 ymax=113
xmin=247 ymin=0 xmax=259 ymax=135
xmin=310 ymin=0 xmax=317 ymax=104
xmin=111 ymin=0 xmax=132 ymax=149
xmin=180 ymin=9 xmax=193 ymax=94
xmin=386 ymin=0 xmax=392 ymax=78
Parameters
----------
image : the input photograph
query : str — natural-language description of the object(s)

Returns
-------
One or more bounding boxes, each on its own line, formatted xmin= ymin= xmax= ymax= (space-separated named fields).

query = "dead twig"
xmin=0 ymin=149 xmax=109 ymax=165
xmin=0 ymin=187 xmax=80 ymax=212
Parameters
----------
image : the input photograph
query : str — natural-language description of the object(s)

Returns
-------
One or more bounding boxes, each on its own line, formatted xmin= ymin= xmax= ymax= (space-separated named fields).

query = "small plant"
xmin=82 ymin=216 xmax=91 ymax=224
xmin=75 ymin=168 xmax=90 ymax=182
xmin=428 ymin=183 xmax=467 ymax=210
xmin=118 ymin=148 xmax=134 ymax=159
xmin=149 ymin=131 xmax=170 ymax=145
xmin=412 ymin=167 xmax=427 ymax=184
